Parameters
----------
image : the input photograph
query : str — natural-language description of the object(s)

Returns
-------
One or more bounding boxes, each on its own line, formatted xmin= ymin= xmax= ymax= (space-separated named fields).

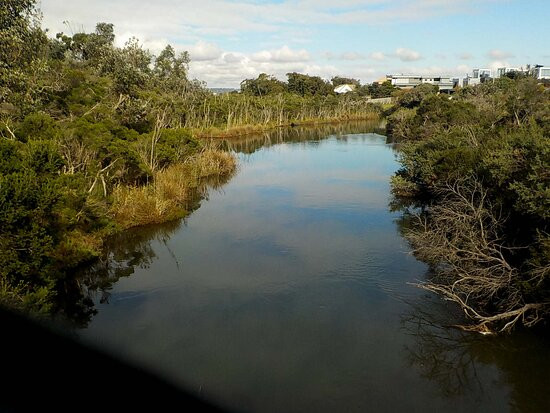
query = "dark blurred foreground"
xmin=0 ymin=308 xmax=231 ymax=413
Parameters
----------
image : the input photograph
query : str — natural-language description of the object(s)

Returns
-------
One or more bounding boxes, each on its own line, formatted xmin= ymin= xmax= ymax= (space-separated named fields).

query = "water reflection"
xmin=69 ymin=123 xmax=550 ymax=412
xmin=402 ymin=294 xmax=550 ymax=411
xmin=63 ymin=180 xmax=235 ymax=326
xmin=62 ymin=121 xmax=389 ymax=326
xmin=212 ymin=120 xmax=386 ymax=154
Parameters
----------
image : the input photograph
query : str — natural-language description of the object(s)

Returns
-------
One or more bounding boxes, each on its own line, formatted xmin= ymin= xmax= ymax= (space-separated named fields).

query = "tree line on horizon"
xmin=240 ymin=73 xmax=396 ymax=98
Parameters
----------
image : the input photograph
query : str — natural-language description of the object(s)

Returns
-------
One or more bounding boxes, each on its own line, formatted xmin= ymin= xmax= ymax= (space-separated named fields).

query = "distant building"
xmin=387 ymin=74 xmax=454 ymax=92
xmin=463 ymin=77 xmax=480 ymax=86
xmin=334 ymin=84 xmax=356 ymax=94
xmin=387 ymin=74 xmax=422 ymax=88
xmin=530 ymin=65 xmax=550 ymax=80
xmin=457 ymin=64 xmax=549 ymax=88
xmin=462 ymin=68 xmax=492 ymax=87
xmin=473 ymin=68 xmax=492 ymax=79
xmin=495 ymin=67 xmax=523 ymax=78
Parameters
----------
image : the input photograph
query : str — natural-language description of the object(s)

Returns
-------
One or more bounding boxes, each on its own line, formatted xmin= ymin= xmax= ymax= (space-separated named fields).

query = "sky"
xmin=39 ymin=0 xmax=550 ymax=88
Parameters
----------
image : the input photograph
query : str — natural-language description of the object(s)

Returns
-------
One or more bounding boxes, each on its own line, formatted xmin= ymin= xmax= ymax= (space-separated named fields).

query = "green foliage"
xmin=390 ymin=77 xmax=550 ymax=328
xmin=17 ymin=113 xmax=60 ymax=142
xmin=0 ymin=2 xmax=201 ymax=313
xmin=366 ymin=81 xmax=396 ymax=98
xmin=153 ymin=128 xmax=199 ymax=168
xmin=0 ymin=0 xmax=48 ymax=106
xmin=240 ymin=73 xmax=287 ymax=96
xmin=154 ymin=45 xmax=190 ymax=93
xmin=331 ymin=76 xmax=360 ymax=87
xmin=0 ymin=0 xmax=45 ymax=72
xmin=286 ymin=72 xmax=334 ymax=97
xmin=395 ymin=83 xmax=439 ymax=109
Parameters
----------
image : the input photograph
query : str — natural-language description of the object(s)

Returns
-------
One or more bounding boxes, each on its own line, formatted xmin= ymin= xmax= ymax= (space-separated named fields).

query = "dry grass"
xmin=111 ymin=149 xmax=237 ymax=229
xmin=196 ymin=113 xmax=381 ymax=138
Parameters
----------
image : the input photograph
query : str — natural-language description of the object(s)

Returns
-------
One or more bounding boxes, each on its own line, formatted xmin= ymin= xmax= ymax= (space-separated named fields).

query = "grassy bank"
xmin=112 ymin=149 xmax=236 ymax=229
xmin=195 ymin=111 xmax=381 ymax=138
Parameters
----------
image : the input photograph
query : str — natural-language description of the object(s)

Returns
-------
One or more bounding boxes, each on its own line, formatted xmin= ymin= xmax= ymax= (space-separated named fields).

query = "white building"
xmin=531 ymin=65 xmax=550 ymax=80
xmin=495 ymin=67 xmax=523 ymax=78
xmin=334 ymin=84 xmax=356 ymax=94
xmin=452 ymin=77 xmax=464 ymax=88
xmin=472 ymin=68 xmax=492 ymax=79
xmin=463 ymin=77 xmax=481 ymax=87
xmin=388 ymin=74 xmax=422 ymax=88
xmin=462 ymin=68 xmax=492 ymax=87
xmin=458 ymin=64 xmax=549 ymax=86
xmin=387 ymin=74 xmax=454 ymax=91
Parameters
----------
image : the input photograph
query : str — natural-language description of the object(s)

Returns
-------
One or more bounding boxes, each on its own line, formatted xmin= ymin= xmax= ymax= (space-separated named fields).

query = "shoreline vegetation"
xmin=386 ymin=80 xmax=549 ymax=333
xmin=111 ymin=148 xmax=236 ymax=229
xmin=0 ymin=2 xmax=385 ymax=315
xmin=6 ymin=1 xmax=547 ymax=335
xmin=194 ymin=112 xmax=381 ymax=139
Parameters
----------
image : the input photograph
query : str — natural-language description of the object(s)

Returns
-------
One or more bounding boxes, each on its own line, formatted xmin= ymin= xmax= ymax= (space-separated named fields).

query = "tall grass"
xmin=176 ymin=93 xmax=382 ymax=135
xmin=111 ymin=149 xmax=236 ymax=229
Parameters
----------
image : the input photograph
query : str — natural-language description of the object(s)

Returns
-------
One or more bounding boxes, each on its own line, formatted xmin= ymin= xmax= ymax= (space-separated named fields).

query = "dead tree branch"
xmin=405 ymin=176 xmax=549 ymax=333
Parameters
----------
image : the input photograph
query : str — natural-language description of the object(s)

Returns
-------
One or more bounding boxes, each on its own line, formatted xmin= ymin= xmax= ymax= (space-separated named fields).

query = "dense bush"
xmin=0 ymin=2 xmax=209 ymax=314
xmin=388 ymin=78 xmax=550 ymax=332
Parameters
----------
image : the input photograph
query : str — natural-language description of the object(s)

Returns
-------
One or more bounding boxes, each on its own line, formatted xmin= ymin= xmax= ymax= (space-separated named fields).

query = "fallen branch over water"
xmin=405 ymin=176 xmax=550 ymax=334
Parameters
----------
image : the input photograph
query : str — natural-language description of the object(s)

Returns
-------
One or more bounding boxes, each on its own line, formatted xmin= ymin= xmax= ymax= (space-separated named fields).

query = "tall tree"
xmin=0 ymin=0 xmax=47 ymax=101
xmin=286 ymin=72 xmax=333 ymax=97
xmin=240 ymin=73 xmax=287 ymax=96
xmin=331 ymin=76 xmax=360 ymax=87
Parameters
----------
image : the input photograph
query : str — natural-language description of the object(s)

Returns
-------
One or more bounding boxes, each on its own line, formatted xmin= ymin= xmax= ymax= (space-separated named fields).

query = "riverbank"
xmin=386 ymin=78 xmax=550 ymax=333
xmin=194 ymin=113 xmax=382 ymax=139
xmin=1 ymin=1 xmax=389 ymax=317
xmin=111 ymin=148 xmax=236 ymax=229
xmin=75 ymin=128 xmax=550 ymax=413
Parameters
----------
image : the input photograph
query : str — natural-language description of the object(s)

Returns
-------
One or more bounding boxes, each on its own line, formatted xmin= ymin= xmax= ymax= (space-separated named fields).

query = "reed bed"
xmin=111 ymin=149 xmax=236 ymax=229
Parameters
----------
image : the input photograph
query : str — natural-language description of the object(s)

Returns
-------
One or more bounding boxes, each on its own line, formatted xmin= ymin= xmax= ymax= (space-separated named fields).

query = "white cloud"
xmin=369 ymin=52 xmax=386 ymax=61
xmin=487 ymin=60 xmax=512 ymax=72
xmin=324 ymin=51 xmax=365 ymax=61
xmin=394 ymin=47 xmax=422 ymax=62
xmin=456 ymin=64 xmax=471 ymax=75
xmin=186 ymin=41 xmax=223 ymax=62
xmin=487 ymin=49 xmax=514 ymax=59
xmin=252 ymin=46 xmax=310 ymax=63
xmin=38 ymin=0 xmax=513 ymax=88
xmin=40 ymin=0 xmax=504 ymax=40
xmin=340 ymin=52 xmax=365 ymax=61
xmin=188 ymin=47 xmax=340 ymax=87
xmin=458 ymin=52 xmax=474 ymax=60
xmin=223 ymin=53 xmax=246 ymax=64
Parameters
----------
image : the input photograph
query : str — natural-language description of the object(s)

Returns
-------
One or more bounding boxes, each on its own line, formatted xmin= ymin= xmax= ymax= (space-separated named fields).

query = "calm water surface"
xmin=78 ymin=123 xmax=550 ymax=413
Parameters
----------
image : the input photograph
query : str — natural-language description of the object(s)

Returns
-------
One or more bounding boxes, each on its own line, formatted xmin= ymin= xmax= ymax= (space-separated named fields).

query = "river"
xmin=75 ymin=122 xmax=550 ymax=412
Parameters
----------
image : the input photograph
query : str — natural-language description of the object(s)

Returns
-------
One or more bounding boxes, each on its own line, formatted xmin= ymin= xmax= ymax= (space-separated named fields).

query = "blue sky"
xmin=40 ymin=0 xmax=550 ymax=87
